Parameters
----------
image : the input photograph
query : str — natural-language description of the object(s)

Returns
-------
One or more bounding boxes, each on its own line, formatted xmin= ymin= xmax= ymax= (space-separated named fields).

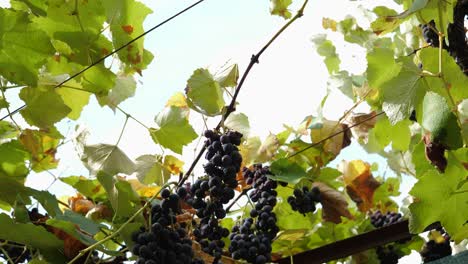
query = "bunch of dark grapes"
xmin=228 ymin=164 xmax=280 ymax=263
xmin=228 ymin=218 xmax=272 ymax=264
xmin=190 ymin=130 xmax=243 ymax=262
xmin=0 ymin=241 xmax=31 ymax=263
xmin=131 ymin=188 xmax=203 ymax=264
xmin=420 ymin=228 xmax=452 ymax=263
xmin=375 ymin=245 xmax=400 ymax=264
xmin=420 ymin=20 xmax=447 ymax=48
xmin=447 ymin=0 xmax=468 ymax=75
xmin=370 ymin=211 xmax=403 ymax=229
xmin=287 ymin=186 xmax=321 ymax=215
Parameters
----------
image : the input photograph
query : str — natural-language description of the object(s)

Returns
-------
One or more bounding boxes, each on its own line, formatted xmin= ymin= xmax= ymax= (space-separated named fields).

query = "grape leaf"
xmin=46 ymin=218 xmax=96 ymax=246
xmin=81 ymin=144 xmax=136 ymax=176
xmin=0 ymin=120 xmax=19 ymax=140
xmin=97 ymin=172 xmax=139 ymax=219
xmin=381 ymin=59 xmax=427 ymax=125
xmin=102 ymin=0 xmax=154 ymax=73
xmin=149 ymin=106 xmax=198 ymax=154
xmin=421 ymin=92 xmax=462 ymax=148
xmin=216 ymin=64 xmax=239 ymax=88
xmin=185 ymin=68 xmax=225 ymax=116
xmin=19 ymin=86 xmax=72 ymax=128
xmin=97 ymin=74 xmax=136 ymax=111
xmin=224 ymin=113 xmax=250 ymax=138
xmin=314 ymin=182 xmax=354 ymax=224
xmin=81 ymin=65 xmax=116 ymax=96
xmin=336 ymin=17 xmax=373 ymax=45
xmin=56 ymin=81 xmax=91 ymax=120
xmin=311 ymin=34 xmax=340 ymax=74
xmin=270 ymin=158 xmax=306 ymax=184
xmin=60 ymin=176 xmax=107 ymax=201
xmin=340 ymin=160 xmax=381 ymax=212
xmin=366 ymin=48 xmax=402 ymax=90
xmin=0 ymin=176 xmax=61 ymax=216
xmin=327 ymin=71 xmax=354 ymax=100
xmin=409 ymin=150 xmax=468 ymax=237
xmin=420 ymin=48 xmax=468 ymax=104
xmin=310 ymin=119 xmax=351 ymax=156
xmin=270 ymin=0 xmax=293 ymax=19
xmin=134 ymin=154 xmax=171 ymax=185
xmin=19 ymin=128 xmax=62 ymax=172
xmin=411 ymin=141 xmax=435 ymax=177
xmin=0 ymin=9 xmax=54 ymax=86
xmin=367 ymin=117 xmax=411 ymax=151
xmin=0 ymin=140 xmax=29 ymax=181
xmin=0 ymin=213 xmax=65 ymax=263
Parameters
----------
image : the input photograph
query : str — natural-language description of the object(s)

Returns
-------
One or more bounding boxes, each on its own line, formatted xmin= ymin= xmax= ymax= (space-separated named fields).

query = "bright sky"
xmin=0 ymin=0 xmax=427 ymax=262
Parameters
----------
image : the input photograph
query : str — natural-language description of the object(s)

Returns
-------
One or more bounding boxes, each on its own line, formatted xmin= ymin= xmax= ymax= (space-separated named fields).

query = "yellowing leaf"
xmin=310 ymin=119 xmax=351 ymax=157
xmin=166 ymin=92 xmax=188 ymax=109
xmin=340 ymin=160 xmax=381 ymax=212
xmin=128 ymin=179 xmax=161 ymax=198
xmin=163 ymin=155 xmax=184 ymax=175
xmin=19 ymin=129 xmax=62 ymax=172
xmin=270 ymin=0 xmax=293 ymax=19
xmin=322 ymin=17 xmax=337 ymax=31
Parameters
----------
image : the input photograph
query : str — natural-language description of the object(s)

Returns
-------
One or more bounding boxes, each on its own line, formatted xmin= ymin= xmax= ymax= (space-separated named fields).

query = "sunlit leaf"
xmin=150 ymin=106 xmax=198 ymax=154
xmin=81 ymin=144 xmax=136 ymax=176
xmin=186 ymin=68 xmax=225 ymax=116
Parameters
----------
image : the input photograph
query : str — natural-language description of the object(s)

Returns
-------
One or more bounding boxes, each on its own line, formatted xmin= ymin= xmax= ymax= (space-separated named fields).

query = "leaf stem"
xmin=116 ymin=106 xmax=149 ymax=130
xmin=67 ymin=182 xmax=174 ymax=264
xmin=178 ymin=0 xmax=310 ymax=187
xmin=115 ymin=115 xmax=129 ymax=147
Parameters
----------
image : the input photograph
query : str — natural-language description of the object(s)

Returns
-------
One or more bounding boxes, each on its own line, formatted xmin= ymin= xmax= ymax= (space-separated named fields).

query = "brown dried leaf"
xmin=192 ymin=241 xmax=236 ymax=264
xmin=311 ymin=119 xmax=351 ymax=156
xmin=340 ymin=160 xmax=381 ymax=212
xmin=346 ymin=111 xmax=378 ymax=143
xmin=423 ymin=134 xmax=447 ymax=172
xmin=313 ymin=182 xmax=354 ymax=224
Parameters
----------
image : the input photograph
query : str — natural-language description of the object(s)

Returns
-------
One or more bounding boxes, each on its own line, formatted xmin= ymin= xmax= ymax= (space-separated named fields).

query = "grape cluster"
xmin=131 ymin=188 xmax=203 ymax=264
xmin=370 ymin=211 xmax=403 ymax=229
xmin=287 ymin=186 xmax=321 ymax=215
xmin=375 ymin=245 xmax=400 ymax=264
xmin=420 ymin=228 xmax=452 ymax=263
xmin=447 ymin=0 xmax=468 ymax=75
xmin=228 ymin=164 xmax=280 ymax=263
xmin=0 ymin=241 xmax=31 ymax=263
xmin=420 ymin=20 xmax=445 ymax=48
xmin=190 ymin=130 xmax=243 ymax=262
xmin=228 ymin=218 xmax=272 ymax=264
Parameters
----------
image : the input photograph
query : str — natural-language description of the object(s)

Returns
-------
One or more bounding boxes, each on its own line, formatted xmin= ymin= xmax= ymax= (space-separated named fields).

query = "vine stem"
xmin=287 ymin=112 xmax=384 ymax=159
xmin=177 ymin=0 xmax=310 ymax=187
xmin=0 ymin=0 xmax=206 ymax=122
xmin=67 ymin=182 xmax=175 ymax=264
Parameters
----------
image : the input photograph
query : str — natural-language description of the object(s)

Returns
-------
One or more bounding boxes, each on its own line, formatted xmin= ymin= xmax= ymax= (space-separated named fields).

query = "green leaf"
xmin=216 ymin=64 xmax=239 ymax=88
xmin=0 ymin=121 xmax=19 ymax=140
xmin=0 ymin=140 xmax=29 ymax=181
xmin=409 ymin=149 xmax=468 ymax=236
xmin=19 ymin=86 xmax=72 ymax=128
xmin=134 ymin=155 xmax=170 ymax=185
xmin=56 ymin=81 xmax=91 ymax=120
xmin=381 ymin=59 xmax=427 ymax=125
xmin=102 ymin=0 xmax=154 ymax=73
xmin=270 ymin=158 xmax=307 ymax=184
xmin=81 ymin=65 xmax=116 ymax=96
xmin=97 ymin=74 xmax=136 ymax=110
xmin=367 ymin=117 xmax=411 ymax=151
xmin=97 ymin=172 xmax=139 ymax=219
xmin=311 ymin=34 xmax=340 ymax=74
xmin=420 ymin=48 xmax=468 ymax=105
xmin=421 ymin=92 xmax=462 ymax=148
xmin=0 ymin=213 xmax=65 ymax=263
xmin=274 ymin=187 xmax=318 ymax=230
xmin=0 ymin=9 xmax=54 ymax=86
xmin=19 ymin=128 xmax=62 ymax=173
xmin=149 ymin=106 xmax=197 ymax=154
xmin=46 ymin=218 xmax=96 ymax=246
xmin=60 ymin=176 xmax=107 ymax=201
xmin=366 ymin=48 xmax=402 ymax=90
xmin=270 ymin=0 xmax=293 ymax=19
xmin=224 ymin=113 xmax=250 ymax=138
xmin=419 ymin=0 xmax=456 ymax=37
xmin=81 ymin=144 xmax=136 ymax=176
xmin=411 ymin=141 xmax=434 ymax=177
xmin=186 ymin=68 xmax=225 ymax=116
xmin=57 ymin=210 xmax=102 ymax=236
xmin=327 ymin=71 xmax=354 ymax=100
xmin=336 ymin=17 xmax=373 ymax=45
